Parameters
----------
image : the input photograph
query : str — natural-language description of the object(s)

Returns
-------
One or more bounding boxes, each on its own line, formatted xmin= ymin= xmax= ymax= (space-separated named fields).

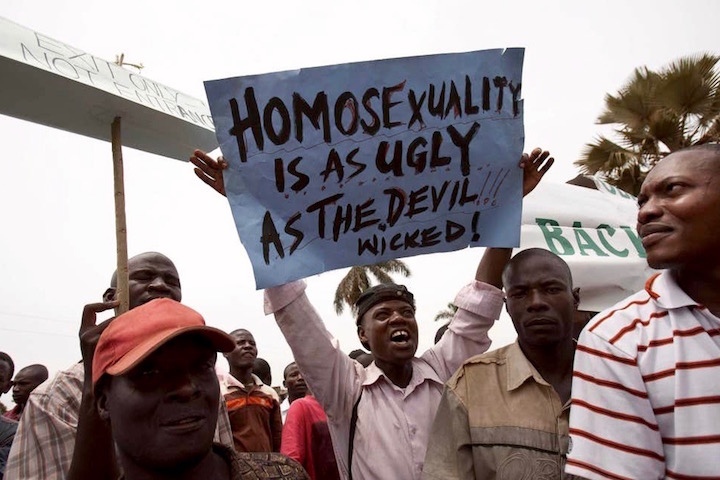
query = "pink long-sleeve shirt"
xmin=264 ymin=279 xmax=502 ymax=480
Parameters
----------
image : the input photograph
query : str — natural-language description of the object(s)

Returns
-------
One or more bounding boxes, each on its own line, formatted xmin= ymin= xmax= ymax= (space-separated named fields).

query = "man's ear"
xmin=96 ymin=386 xmax=111 ymax=422
xmin=102 ymin=288 xmax=117 ymax=303
xmin=357 ymin=324 xmax=372 ymax=352
xmin=572 ymin=287 xmax=581 ymax=309
xmin=357 ymin=324 xmax=367 ymax=345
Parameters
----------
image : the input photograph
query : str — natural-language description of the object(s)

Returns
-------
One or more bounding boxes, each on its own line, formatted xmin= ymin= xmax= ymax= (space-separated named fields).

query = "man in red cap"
xmin=90 ymin=297 xmax=308 ymax=480
xmin=5 ymin=252 xmax=234 ymax=480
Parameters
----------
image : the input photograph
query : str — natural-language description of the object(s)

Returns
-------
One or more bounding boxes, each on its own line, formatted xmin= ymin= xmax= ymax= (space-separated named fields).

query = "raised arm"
xmin=67 ymin=301 xmax=120 ymax=480
xmin=264 ymin=281 xmax=363 ymax=465
xmin=423 ymin=148 xmax=555 ymax=378
xmin=475 ymin=147 xmax=554 ymax=288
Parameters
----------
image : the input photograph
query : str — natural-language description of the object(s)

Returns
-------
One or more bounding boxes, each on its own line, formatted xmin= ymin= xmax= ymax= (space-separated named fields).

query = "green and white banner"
xmin=520 ymin=178 xmax=654 ymax=312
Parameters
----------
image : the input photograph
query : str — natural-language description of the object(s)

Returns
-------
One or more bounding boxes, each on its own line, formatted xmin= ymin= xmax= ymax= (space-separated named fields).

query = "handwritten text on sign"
xmin=205 ymin=48 xmax=525 ymax=288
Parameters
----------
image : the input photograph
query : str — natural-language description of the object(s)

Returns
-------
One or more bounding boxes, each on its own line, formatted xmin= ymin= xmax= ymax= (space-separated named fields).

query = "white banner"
xmin=0 ymin=16 xmax=217 ymax=160
xmin=520 ymin=178 xmax=655 ymax=312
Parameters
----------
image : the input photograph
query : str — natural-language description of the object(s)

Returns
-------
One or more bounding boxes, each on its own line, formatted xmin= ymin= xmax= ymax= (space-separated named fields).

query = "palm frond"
xmin=655 ymin=54 xmax=720 ymax=119
xmin=333 ymin=260 xmax=411 ymax=315
xmin=584 ymin=52 xmax=719 ymax=193
xmin=598 ymin=68 xmax=661 ymax=128
xmin=433 ymin=302 xmax=458 ymax=322
xmin=575 ymin=137 xmax=640 ymax=175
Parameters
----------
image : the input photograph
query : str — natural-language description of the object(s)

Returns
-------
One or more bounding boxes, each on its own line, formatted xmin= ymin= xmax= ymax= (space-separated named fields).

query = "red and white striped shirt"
xmin=566 ymin=271 xmax=720 ymax=480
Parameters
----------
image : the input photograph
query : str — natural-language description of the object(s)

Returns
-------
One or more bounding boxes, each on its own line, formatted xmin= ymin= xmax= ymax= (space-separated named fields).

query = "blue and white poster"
xmin=205 ymin=48 xmax=525 ymax=288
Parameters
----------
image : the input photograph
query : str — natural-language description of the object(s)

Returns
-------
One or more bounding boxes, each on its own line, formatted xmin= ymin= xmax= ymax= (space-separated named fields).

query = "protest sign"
xmin=520 ymin=179 xmax=655 ymax=312
xmin=0 ymin=16 xmax=217 ymax=160
xmin=206 ymin=48 xmax=525 ymax=288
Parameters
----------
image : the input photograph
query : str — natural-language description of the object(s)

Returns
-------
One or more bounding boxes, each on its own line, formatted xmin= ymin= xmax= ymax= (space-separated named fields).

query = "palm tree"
xmin=575 ymin=53 xmax=720 ymax=195
xmin=333 ymin=260 xmax=411 ymax=315
xmin=434 ymin=302 xmax=458 ymax=322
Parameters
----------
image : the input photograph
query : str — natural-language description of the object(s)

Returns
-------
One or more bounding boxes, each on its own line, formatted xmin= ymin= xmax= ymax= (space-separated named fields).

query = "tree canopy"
xmin=576 ymin=53 xmax=720 ymax=194
xmin=333 ymin=260 xmax=411 ymax=315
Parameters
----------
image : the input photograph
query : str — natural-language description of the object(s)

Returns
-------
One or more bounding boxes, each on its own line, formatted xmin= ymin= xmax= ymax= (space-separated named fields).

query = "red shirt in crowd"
xmin=281 ymin=395 xmax=339 ymax=480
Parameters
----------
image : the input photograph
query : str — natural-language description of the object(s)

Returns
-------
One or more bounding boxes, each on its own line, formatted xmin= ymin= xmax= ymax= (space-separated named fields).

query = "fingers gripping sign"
xmin=190 ymin=149 xmax=228 ymax=197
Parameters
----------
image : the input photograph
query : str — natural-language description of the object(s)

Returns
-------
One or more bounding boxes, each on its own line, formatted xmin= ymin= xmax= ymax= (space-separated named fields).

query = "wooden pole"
xmin=111 ymin=117 xmax=129 ymax=314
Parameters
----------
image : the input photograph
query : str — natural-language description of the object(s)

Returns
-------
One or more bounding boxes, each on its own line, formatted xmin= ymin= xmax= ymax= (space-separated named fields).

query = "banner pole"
xmin=111 ymin=117 xmax=129 ymax=314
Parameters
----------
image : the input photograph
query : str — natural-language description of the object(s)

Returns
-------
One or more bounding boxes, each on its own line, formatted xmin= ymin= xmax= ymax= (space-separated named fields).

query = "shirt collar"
xmin=645 ymin=271 xmax=700 ymax=310
xmin=361 ymin=358 xmax=443 ymax=390
xmin=217 ymin=370 xmax=263 ymax=391
xmin=506 ymin=341 xmax=551 ymax=392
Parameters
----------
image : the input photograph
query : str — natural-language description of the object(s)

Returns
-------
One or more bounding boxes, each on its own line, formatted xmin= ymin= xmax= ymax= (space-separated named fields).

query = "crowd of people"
xmin=0 ymin=143 xmax=718 ymax=479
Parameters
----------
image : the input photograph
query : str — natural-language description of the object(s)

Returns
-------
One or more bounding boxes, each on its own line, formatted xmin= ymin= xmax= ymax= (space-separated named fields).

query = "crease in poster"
xmin=205 ymin=48 xmax=525 ymax=288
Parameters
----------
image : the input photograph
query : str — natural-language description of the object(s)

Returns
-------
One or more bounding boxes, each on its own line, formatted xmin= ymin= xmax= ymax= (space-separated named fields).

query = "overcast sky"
xmin=1 ymin=0 xmax=718 ymax=407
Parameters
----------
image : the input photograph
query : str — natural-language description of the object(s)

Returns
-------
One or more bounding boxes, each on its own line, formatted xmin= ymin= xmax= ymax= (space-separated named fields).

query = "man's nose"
xmin=167 ymin=373 xmax=201 ymax=401
xmin=148 ymin=275 xmax=170 ymax=290
xmin=527 ymin=290 xmax=549 ymax=310
xmin=388 ymin=310 xmax=407 ymax=323
xmin=637 ymin=196 xmax=662 ymax=225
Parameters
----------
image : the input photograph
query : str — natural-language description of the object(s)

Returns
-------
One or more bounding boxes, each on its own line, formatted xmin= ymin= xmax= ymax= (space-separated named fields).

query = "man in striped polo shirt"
xmin=567 ymin=144 xmax=720 ymax=479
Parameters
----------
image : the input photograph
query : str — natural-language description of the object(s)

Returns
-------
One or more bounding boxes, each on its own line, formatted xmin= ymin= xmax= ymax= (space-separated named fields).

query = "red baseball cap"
xmin=92 ymin=298 xmax=236 ymax=386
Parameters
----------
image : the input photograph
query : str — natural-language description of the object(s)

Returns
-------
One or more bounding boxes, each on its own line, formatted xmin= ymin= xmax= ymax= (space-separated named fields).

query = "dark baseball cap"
xmin=355 ymin=284 xmax=415 ymax=324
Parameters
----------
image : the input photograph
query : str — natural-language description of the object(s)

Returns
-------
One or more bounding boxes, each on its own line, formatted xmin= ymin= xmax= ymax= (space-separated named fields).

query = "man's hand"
xmin=79 ymin=301 xmax=118 ymax=383
xmin=521 ymin=147 xmax=554 ymax=197
xmin=190 ymin=149 xmax=228 ymax=197
xmin=69 ymin=301 xmax=122 ymax=480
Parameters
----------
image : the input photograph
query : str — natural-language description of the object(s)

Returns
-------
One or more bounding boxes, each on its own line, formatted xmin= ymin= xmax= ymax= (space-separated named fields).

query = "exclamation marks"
xmin=471 ymin=212 xmax=480 ymax=242
xmin=493 ymin=168 xmax=510 ymax=199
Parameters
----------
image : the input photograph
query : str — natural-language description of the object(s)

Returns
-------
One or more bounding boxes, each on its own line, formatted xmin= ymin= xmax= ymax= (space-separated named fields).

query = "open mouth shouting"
xmin=390 ymin=329 xmax=412 ymax=346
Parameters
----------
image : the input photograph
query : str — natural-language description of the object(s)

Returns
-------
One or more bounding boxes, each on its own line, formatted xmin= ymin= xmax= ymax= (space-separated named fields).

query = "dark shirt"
xmin=118 ymin=443 xmax=309 ymax=480
xmin=0 ymin=416 xmax=18 ymax=479
xmin=219 ymin=444 xmax=309 ymax=479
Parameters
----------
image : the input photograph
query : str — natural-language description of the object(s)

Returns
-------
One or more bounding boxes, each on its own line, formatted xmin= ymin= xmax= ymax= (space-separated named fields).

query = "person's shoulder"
xmin=464 ymin=343 xmax=515 ymax=365
xmin=224 ymin=447 xmax=309 ymax=479
xmin=259 ymin=385 xmax=281 ymax=403
xmin=582 ymin=281 xmax=660 ymax=344
xmin=445 ymin=344 xmax=515 ymax=390
xmin=26 ymin=362 xmax=84 ymax=413
xmin=0 ymin=417 xmax=17 ymax=444
xmin=289 ymin=395 xmax=319 ymax=411
xmin=0 ymin=414 xmax=18 ymax=430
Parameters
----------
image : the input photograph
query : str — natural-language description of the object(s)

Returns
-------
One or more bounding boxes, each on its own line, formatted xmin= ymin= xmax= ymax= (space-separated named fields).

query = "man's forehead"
xmin=231 ymin=330 xmax=254 ymax=341
xmin=647 ymin=150 xmax=719 ymax=182
xmin=505 ymin=258 xmax=569 ymax=287
xmin=129 ymin=253 xmax=177 ymax=271
xmin=368 ymin=298 xmax=414 ymax=310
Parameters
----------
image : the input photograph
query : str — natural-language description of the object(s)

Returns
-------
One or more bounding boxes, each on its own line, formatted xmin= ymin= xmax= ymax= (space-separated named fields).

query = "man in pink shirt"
xmin=191 ymin=147 xmax=553 ymax=479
